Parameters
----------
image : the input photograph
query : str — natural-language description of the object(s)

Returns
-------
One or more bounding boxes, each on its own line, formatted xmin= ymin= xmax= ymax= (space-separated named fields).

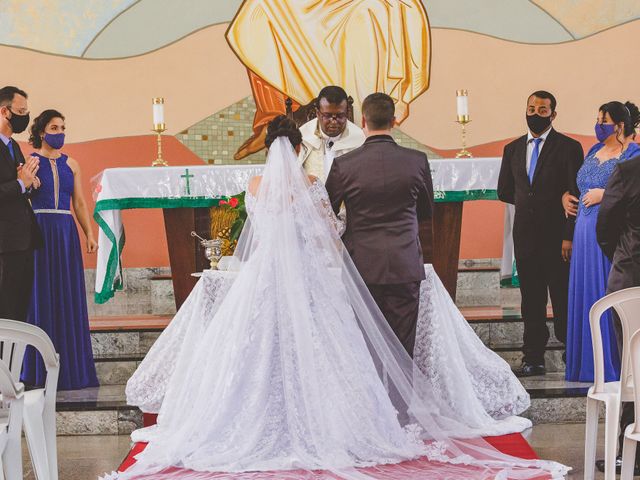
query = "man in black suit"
xmin=0 ymin=86 xmax=42 ymax=322
xmin=597 ymin=155 xmax=640 ymax=292
xmin=325 ymin=92 xmax=433 ymax=357
xmin=498 ymin=91 xmax=584 ymax=376
xmin=595 ymin=155 xmax=640 ymax=474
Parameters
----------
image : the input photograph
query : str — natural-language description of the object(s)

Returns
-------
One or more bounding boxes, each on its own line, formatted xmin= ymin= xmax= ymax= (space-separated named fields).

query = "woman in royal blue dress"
xmin=22 ymin=110 xmax=99 ymax=390
xmin=565 ymin=101 xmax=640 ymax=382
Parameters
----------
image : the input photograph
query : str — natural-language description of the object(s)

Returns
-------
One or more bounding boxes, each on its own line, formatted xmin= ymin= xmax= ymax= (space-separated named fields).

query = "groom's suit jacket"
xmin=325 ymin=135 xmax=433 ymax=285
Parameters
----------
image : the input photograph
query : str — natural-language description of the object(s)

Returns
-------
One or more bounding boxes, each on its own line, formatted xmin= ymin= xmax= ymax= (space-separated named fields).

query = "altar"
xmin=93 ymin=158 xmax=501 ymax=307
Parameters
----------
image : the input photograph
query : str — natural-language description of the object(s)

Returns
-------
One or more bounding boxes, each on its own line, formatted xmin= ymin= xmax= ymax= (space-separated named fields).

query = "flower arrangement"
xmin=209 ymin=192 xmax=247 ymax=256
xmin=219 ymin=192 xmax=247 ymax=242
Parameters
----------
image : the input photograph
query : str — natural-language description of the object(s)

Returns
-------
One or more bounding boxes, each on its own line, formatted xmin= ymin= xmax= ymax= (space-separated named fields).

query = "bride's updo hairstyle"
xmin=265 ymin=115 xmax=302 ymax=149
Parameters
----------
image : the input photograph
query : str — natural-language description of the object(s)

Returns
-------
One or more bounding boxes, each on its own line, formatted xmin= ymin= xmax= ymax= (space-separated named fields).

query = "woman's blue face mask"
xmin=595 ymin=123 xmax=616 ymax=143
xmin=44 ymin=132 xmax=65 ymax=150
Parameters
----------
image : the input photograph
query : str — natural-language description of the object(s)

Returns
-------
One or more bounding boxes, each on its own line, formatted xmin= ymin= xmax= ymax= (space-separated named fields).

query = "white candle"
xmin=456 ymin=90 xmax=469 ymax=117
xmin=152 ymin=98 xmax=164 ymax=125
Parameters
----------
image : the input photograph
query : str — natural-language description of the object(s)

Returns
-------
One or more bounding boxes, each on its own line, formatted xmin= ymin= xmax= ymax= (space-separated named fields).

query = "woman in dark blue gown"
xmin=566 ymin=101 xmax=640 ymax=382
xmin=22 ymin=110 xmax=99 ymax=390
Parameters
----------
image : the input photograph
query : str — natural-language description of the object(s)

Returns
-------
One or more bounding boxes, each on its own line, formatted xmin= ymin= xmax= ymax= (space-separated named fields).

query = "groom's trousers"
xmin=367 ymin=282 xmax=421 ymax=358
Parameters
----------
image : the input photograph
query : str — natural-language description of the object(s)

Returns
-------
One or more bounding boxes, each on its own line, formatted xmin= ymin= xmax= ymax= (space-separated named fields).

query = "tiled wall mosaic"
xmin=176 ymin=96 xmax=440 ymax=165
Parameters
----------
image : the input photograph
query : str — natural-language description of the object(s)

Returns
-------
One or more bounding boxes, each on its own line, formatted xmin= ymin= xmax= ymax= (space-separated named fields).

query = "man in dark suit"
xmin=498 ymin=90 xmax=583 ymax=376
xmin=595 ymin=155 xmax=640 ymax=474
xmin=0 ymin=86 xmax=42 ymax=322
xmin=325 ymin=92 xmax=433 ymax=357
xmin=597 ymin=155 xmax=640 ymax=293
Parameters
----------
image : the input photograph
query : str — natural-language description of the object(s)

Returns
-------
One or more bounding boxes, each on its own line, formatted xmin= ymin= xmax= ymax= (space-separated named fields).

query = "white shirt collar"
xmin=526 ymin=127 xmax=552 ymax=144
xmin=0 ymin=133 xmax=11 ymax=146
xmin=318 ymin=126 xmax=342 ymax=145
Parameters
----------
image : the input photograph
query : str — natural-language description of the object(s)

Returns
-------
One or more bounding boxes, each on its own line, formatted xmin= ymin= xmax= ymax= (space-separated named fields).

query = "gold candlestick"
xmin=455 ymin=115 xmax=472 ymax=158
xmin=455 ymin=89 xmax=473 ymax=158
xmin=152 ymin=97 xmax=168 ymax=167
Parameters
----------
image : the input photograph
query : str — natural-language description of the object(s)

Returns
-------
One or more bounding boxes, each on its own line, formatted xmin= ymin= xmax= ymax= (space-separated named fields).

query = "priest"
xmin=226 ymin=0 xmax=431 ymax=160
xmin=299 ymin=86 xmax=365 ymax=180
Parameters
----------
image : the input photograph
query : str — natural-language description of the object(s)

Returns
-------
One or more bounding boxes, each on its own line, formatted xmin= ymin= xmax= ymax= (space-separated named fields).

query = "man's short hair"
xmin=0 ymin=86 xmax=28 ymax=107
xmin=317 ymin=86 xmax=348 ymax=106
xmin=528 ymin=90 xmax=557 ymax=112
xmin=362 ymin=93 xmax=395 ymax=130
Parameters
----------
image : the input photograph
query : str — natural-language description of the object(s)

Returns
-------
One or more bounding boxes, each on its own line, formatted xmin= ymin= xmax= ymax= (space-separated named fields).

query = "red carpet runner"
xmin=118 ymin=414 xmax=542 ymax=478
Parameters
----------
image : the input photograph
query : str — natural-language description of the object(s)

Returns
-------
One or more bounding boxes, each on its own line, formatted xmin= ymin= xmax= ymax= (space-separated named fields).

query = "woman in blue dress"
xmin=565 ymin=101 xmax=640 ymax=382
xmin=22 ymin=110 xmax=99 ymax=390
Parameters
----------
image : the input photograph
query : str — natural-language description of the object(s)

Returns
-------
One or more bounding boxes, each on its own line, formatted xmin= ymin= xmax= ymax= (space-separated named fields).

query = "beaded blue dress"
xmin=566 ymin=142 xmax=640 ymax=382
xmin=22 ymin=153 xmax=98 ymax=390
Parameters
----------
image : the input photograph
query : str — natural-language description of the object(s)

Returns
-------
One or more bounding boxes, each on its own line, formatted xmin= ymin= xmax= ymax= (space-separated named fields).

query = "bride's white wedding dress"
xmin=106 ymin=138 xmax=567 ymax=479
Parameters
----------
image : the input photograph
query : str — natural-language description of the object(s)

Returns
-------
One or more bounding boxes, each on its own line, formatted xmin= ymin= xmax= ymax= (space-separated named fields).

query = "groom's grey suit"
xmin=325 ymin=134 xmax=434 ymax=356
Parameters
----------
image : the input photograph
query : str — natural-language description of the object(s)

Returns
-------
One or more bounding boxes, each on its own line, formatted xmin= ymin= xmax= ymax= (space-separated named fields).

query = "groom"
xmin=325 ymin=92 xmax=434 ymax=357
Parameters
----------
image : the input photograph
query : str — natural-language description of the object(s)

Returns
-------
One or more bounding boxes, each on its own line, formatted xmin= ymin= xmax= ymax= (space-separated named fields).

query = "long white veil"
xmin=109 ymin=137 xmax=568 ymax=480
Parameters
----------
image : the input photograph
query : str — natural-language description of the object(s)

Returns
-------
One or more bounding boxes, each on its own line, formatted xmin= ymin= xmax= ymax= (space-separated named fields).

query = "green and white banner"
xmin=93 ymin=158 xmax=501 ymax=303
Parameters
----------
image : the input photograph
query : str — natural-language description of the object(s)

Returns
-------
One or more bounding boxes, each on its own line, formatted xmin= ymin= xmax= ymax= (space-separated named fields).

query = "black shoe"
xmin=595 ymin=456 xmax=640 ymax=475
xmin=512 ymin=363 xmax=546 ymax=377
xmin=23 ymin=383 xmax=42 ymax=391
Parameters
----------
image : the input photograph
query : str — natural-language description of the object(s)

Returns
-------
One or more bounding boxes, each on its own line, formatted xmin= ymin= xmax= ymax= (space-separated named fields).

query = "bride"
xmin=109 ymin=117 xmax=567 ymax=479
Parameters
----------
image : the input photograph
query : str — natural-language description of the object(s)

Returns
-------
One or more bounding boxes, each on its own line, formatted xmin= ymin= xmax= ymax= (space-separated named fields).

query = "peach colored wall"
xmin=1 ymin=24 xmax=250 ymax=144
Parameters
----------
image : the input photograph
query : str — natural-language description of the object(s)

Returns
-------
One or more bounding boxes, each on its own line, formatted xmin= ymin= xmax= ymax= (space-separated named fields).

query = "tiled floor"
xmin=525 ymin=423 xmax=606 ymax=479
xmin=24 ymin=423 xmax=605 ymax=479
xmin=21 ymin=435 xmax=132 ymax=479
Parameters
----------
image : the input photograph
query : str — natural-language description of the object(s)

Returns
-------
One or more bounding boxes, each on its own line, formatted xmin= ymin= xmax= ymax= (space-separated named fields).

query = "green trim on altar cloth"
xmin=93 ymin=196 xmax=227 ymax=303
xmin=93 ymin=210 xmax=125 ymax=304
xmin=94 ymin=196 xmax=227 ymax=213
xmin=434 ymin=190 xmax=498 ymax=203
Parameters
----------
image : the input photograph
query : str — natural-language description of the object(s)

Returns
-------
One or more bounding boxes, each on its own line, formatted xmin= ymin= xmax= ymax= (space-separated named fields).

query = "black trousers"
xmin=0 ymin=250 xmax=34 ymax=322
xmin=367 ymin=281 xmax=421 ymax=358
xmin=516 ymin=253 xmax=569 ymax=365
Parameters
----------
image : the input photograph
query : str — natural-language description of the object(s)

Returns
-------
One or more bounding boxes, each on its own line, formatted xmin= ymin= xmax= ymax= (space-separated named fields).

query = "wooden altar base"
xmin=162 ymin=201 xmax=466 ymax=310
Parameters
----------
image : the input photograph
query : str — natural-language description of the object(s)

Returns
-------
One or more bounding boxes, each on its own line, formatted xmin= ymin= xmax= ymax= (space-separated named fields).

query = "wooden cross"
xmin=181 ymin=168 xmax=194 ymax=195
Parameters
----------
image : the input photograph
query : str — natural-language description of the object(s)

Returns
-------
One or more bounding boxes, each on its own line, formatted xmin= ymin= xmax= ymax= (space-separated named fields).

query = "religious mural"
xmin=225 ymin=0 xmax=431 ymax=159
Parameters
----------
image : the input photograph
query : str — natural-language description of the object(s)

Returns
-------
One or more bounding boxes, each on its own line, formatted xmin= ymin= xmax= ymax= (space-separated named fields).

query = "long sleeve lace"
xmin=309 ymin=179 xmax=346 ymax=236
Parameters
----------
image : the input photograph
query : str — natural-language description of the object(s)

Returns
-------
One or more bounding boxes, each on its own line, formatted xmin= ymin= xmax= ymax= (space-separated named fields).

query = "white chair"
xmin=0 ymin=320 xmax=60 ymax=480
xmin=0 ymin=360 xmax=24 ymax=480
xmin=584 ymin=286 xmax=640 ymax=480
xmin=621 ymin=330 xmax=640 ymax=479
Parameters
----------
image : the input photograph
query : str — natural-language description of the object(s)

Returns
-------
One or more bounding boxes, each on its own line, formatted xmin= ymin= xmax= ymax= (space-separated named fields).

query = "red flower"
xmin=228 ymin=197 xmax=239 ymax=208
xmin=219 ymin=199 xmax=228 ymax=205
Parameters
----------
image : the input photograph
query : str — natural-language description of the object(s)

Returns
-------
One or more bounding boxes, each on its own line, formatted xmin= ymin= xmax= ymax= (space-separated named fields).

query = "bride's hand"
xmin=582 ymin=188 xmax=604 ymax=208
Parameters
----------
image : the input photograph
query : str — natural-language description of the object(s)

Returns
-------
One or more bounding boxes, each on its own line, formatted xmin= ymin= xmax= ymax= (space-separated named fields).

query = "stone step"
xmin=55 ymin=385 xmax=141 ymax=435
xmin=519 ymin=373 xmax=591 ymax=424
xmin=64 ymin=310 xmax=581 ymax=436
xmin=88 ymin=306 xmax=563 ymax=379
xmin=52 ymin=374 xmax=591 ymax=435
xmin=94 ymin=354 xmax=144 ymax=386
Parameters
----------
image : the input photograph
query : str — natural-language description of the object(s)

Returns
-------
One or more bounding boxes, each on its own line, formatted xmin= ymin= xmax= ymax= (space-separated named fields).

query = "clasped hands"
xmin=17 ymin=155 xmax=41 ymax=190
